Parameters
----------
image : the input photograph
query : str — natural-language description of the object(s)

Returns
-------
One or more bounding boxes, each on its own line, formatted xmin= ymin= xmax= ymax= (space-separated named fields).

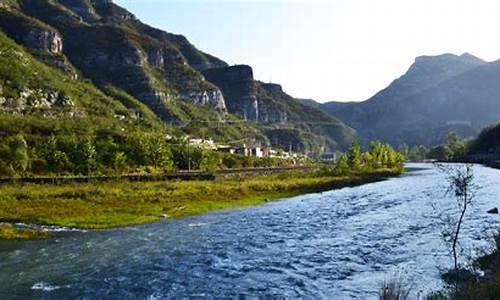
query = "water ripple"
xmin=1 ymin=163 xmax=500 ymax=299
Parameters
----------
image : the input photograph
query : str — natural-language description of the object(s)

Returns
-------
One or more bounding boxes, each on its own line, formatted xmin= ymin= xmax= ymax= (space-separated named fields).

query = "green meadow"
xmin=0 ymin=168 xmax=402 ymax=240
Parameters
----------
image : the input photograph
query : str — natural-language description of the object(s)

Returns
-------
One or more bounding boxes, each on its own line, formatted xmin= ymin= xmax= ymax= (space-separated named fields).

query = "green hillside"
xmin=0 ymin=0 xmax=357 ymax=175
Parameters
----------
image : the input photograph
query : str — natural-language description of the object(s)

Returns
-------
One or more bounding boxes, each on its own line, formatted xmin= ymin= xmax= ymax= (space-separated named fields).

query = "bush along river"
xmin=1 ymin=163 xmax=500 ymax=299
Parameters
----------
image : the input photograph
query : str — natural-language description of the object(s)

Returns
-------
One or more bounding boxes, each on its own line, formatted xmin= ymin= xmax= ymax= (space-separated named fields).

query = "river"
xmin=1 ymin=163 xmax=500 ymax=299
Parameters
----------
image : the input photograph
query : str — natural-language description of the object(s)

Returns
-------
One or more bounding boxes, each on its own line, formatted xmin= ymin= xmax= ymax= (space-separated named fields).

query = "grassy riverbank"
xmin=434 ymin=239 xmax=500 ymax=299
xmin=0 ymin=223 xmax=51 ymax=240
xmin=0 ymin=168 xmax=402 ymax=239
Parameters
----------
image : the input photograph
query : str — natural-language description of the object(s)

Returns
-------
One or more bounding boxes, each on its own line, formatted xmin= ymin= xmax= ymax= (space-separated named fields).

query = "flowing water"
xmin=1 ymin=163 xmax=500 ymax=299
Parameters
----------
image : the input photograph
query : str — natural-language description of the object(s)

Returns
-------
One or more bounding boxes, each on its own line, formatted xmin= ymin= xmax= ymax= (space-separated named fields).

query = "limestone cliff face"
xmin=58 ymin=0 xmax=101 ymax=23
xmin=1 ymin=0 xmax=229 ymax=121
xmin=182 ymin=90 xmax=226 ymax=110
xmin=258 ymin=83 xmax=288 ymax=123
xmin=202 ymin=65 xmax=334 ymax=125
xmin=260 ymin=83 xmax=283 ymax=94
xmin=256 ymin=99 xmax=287 ymax=123
xmin=200 ymin=70 xmax=346 ymax=153
xmin=23 ymin=27 xmax=63 ymax=54
xmin=202 ymin=65 xmax=289 ymax=123
xmin=0 ymin=9 xmax=63 ymax=54
xmin=0 ymin=0 xmax=356 ymax=151
xmin=0 ymin=85 xmax=77 ymax=117
xmin=202 ymin=65 xmax=259 ymax=120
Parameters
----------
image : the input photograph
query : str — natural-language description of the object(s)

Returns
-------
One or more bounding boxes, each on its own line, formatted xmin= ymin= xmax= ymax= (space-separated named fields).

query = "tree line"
xmin=0 ymin=132 xmax=406 ymax=178
xmin=397 ymin=132 xmax=468 ymax=162
xmin=0 ymin=133 xmax=296 ymax=177
xmin=326 ymin=140 xmax=405 ymax=176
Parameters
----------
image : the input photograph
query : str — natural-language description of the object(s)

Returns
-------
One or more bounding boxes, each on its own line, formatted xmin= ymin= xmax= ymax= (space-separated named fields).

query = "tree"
xmin=43 ymin=135 xmax=71 ymax=173
xmin=198 ymin=150 xmax=221 ymax=172
xmin=171 ymin=145 xmax=191 ymax=170
xmin=126 ymin=132 xmax=150 ymax=167
xmin=76 ymin=138 xmax=97 ymax=175
xmin=408 ymin=145 xmax=429 ymax=161
xmin=113 ymin=151 xmax=128 ymax=173
xmin=347 ymin=140 xmax=362 ymax=171
xmin=370 ymin=141 xmax=384 ymax=166
xmin=96 ymin=136 xmax=120 ymax=168
xmin=222 ymin=154 xmax=243 ymax=169
xmin=398 ymin=144 xmax=410 ymax=159
xmin=362 ymin=152 xmax=375 ymax=170
xmin=5 ymin=135 xmax=29 ymax=175
xmin=429 ymin=145 xmax=453 ymax=161
xmin=145 ymin=136 xmax=173 ymax=170
xmin=437 ymin=163 xmax=476 ymax=271
xmin=335 ymin=153 xmax=350 ymax=175
xmin=447 ymin=132 xmax=466 ymax=159
xmin=125 ymin=133 xmax=174 ymax=171
xmin=394 ymin=152 xmax=406 ymax=170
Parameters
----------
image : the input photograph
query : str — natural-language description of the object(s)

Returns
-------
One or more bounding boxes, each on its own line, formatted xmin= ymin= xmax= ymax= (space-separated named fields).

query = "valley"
xmin=1 ymin=1 xmax=500 ymax=299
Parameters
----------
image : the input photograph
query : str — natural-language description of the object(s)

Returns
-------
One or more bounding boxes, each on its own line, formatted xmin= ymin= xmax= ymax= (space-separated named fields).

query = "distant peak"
xmin=460 ymin=52 xmax=486 ymax=63
xmin=414 ymin=53 xmax=458 ymax=62
xmin=414 ymin=52 xmax=485 ymax=65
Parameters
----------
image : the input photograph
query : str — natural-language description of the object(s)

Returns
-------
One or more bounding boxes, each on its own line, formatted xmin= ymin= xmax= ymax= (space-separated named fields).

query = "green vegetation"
xmin=255 ymin=82 xmax=356 ymax=151
xmin=0 ymin=26 xmax=281 ymax=177
xmin=0 ymin=141 xmax=404 ymax=238
xmin=0 ymin=223 xmax=51 ymax=240
xmin=0 ymin=2 xmax=406 ymax=242
xmin=398 ymin=132 xmax=469 ymax=162
xmin=342 ymin=140 xmax=405 ymax=174
xmin=396 ymin=143 xmax=430 ymax=162
xmin=428 ymin=164 xmax=499 ymax=300
xmin=0 ymin=168 xmax=402 ymax=231
xmin=0 ymin=131 xmax=297 ymax=178
xmin=0 ymin=0 xmax=358 ymax=164
xmin=437 ymin=164 xmax=476 ymax=275
xmin=427 ymin=235 xmax=500 ymax=299
xmin=468 ymin=122 xmax=500 ymax=155
xmin=428 ymin=133 xmax=467 ymax=161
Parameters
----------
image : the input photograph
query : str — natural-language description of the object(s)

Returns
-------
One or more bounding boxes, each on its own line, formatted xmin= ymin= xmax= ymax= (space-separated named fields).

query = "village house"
xmin=216 ymin=145 xmax=236 ymax=154
xmin=320 ymin=152 xmax=337 ymax=163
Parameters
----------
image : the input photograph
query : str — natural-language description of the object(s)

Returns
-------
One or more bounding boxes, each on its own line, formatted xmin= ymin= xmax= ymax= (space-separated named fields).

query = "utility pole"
xmin=187 ymin=140 xmax=191 ymax=172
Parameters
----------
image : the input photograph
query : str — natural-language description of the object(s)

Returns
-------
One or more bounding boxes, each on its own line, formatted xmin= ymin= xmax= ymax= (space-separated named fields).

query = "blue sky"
xmin=115 ymin=0 xmax=500 ymax=102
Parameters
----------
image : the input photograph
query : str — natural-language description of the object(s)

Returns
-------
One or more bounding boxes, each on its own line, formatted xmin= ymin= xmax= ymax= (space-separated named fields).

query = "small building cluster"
xmin=216 ymin=143 xmax=300 ymax=159
xmin=166 ymin=135 xmax=313 ymax=160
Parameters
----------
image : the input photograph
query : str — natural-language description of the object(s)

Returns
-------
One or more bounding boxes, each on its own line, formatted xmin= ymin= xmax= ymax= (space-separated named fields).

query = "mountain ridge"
xmin=0 ymin=0 xmax=356 ymax=152
xmin=317 ymin=52 xmax=499 ymax=146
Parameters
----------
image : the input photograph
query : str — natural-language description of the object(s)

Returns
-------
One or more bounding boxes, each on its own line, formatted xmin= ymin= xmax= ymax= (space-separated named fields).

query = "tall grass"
xmin=379 ymin=278 xmax=412 ymax=300
xmin=0 ymin=169 xmax=401 ymax=234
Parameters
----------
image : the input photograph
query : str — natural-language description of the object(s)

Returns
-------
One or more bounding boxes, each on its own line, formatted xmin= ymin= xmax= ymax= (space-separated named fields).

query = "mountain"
xmin=202 ymin=65 xmax=356 ymax=151
xmin=296 ymin=98 xmax=321 ymax=109
xmin=0 ymin=0 xmax=355 ymax=152
xmin=321 ymin=53 xmax=497 ymax=146
xmin=320 ymin=101 xmax=356 ymax=116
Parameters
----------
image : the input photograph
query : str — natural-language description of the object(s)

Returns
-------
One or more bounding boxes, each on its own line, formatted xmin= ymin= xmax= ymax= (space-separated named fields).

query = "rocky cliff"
xmin=203 ymin=64 xmax=356 ymax=150
xmin=0 ymin=1 xmax=64 ymax=55
xmin=0 ymin=0 xmax=356 ymax=152
xmin=202 ymin=65 xmax=259 ymax=121
xmin=0 ymin=0 xmax=228 ymax=122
